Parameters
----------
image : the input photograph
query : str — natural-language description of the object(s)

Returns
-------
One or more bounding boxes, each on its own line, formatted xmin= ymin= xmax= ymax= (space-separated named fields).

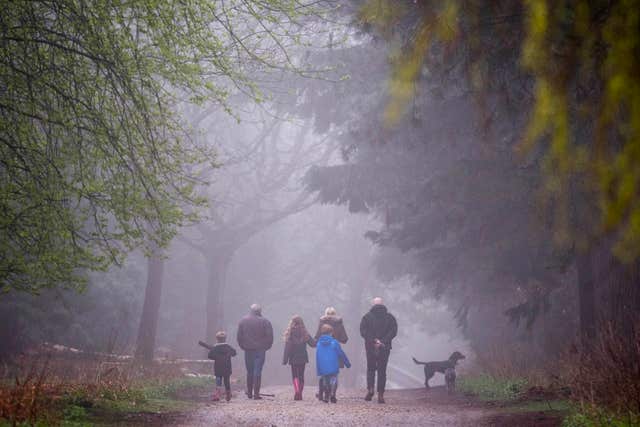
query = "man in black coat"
xmin=237 ymin=303 xmax=274 ymax=400
xmin=359 ymin=297 xmax=398 ymax=404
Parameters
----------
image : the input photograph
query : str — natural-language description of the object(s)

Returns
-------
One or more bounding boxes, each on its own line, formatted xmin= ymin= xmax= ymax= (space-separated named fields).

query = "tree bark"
xmin=343 ymin=276 xmax=369 ymax=387
xmin=135 ymin=248 xmax=165 ymax=362
xmin=576 ymin=250 xmax=596 ymax=347
xmin=205 ymin=252 xmax=232 ymax=343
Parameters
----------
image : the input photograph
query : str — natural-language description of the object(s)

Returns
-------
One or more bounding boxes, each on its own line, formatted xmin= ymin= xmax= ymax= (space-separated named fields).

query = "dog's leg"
xmin=424 ymin=368 xmax=434 ymax=389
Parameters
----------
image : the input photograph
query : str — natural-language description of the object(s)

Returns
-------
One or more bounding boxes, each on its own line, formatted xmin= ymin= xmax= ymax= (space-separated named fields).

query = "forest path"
xmin=177 ymin=385 xmax=490 ymax=426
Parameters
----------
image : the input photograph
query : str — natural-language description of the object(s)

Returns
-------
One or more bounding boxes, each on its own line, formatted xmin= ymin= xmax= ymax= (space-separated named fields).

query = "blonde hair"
xmin=215 ymin=331 xmax=227 ymax=342
xmin=324 ymin=307 xmax=337 ymax=316
xmin=283 ymin=315 xmax=310 ymax=342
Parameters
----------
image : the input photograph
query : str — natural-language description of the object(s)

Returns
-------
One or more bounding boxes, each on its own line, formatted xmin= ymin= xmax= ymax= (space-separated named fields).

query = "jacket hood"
xmin=317 ymin=334 xmax=335 ymax=346
xmin=370 ymin=304 xmax=388 ymax=316
xmin=320 ymin=315 xmax=342 ymax=323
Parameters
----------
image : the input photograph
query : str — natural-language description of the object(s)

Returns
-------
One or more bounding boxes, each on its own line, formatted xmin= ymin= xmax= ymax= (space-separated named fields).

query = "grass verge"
xmin=458 ymin=374 xmax=528 ymax=401
xmin=562 ymin=406 xmax=640 ymax=427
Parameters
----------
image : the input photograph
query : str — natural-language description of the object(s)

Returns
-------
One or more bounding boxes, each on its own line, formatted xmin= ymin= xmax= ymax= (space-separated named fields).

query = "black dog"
xmin=412 ymin=351 xmax=466 ymax=389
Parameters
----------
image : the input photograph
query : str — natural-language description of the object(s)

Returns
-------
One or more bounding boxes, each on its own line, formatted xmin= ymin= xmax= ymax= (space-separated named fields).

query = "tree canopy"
xmin=305 ymin=0 xmax=640 ymax=361
xmin=0 ymin=0 xmax=322 ymax=293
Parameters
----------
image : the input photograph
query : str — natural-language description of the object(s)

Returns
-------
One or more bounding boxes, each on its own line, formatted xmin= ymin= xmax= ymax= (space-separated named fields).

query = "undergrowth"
xmin=0 ymin=357 xmax=213 ymax=426
xmin=563 ymin=405 xmax=640 ymax=427
xmin=457 ymin=374 xmax=528 ymax=401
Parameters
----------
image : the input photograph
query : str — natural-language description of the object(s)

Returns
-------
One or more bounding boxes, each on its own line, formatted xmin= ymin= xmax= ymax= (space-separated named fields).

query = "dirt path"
xmin=177 ymin=386 xmax=491 ymax=426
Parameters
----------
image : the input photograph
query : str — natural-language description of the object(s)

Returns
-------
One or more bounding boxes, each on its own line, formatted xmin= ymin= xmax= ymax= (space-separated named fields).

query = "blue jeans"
xmin=244 ymin=350 xmax=266 ymax=379
xmin=320 ymin=374 xmax=338 ymax=397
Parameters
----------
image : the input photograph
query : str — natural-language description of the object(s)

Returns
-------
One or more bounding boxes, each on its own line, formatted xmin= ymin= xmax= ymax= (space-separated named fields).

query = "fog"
xmin=2 ymin=4 xmax=639 ymax=423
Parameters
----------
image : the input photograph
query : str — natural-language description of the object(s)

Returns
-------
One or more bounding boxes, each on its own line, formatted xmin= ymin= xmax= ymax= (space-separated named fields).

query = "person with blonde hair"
xmin=314 ymin=307 xmax=348 ymax=343
xmin=282 ymin=315 xmax=315 ymax=400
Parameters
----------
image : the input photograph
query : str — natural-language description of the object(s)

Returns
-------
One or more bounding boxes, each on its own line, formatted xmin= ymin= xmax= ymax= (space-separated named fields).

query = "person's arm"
xmin=359 ymin=315 xmax=368 ymax=340
xmin=282 ymin=340 xmax=290 ymax=365
xmin=265 ymin=320 xmax=274 ymax=350
xmin=314 ymin=321 xmax=322 ymax=341
xmin=336 ymin=321 xmax=348 ymax=344
xmin=307 ymin=336 xmax=316 ymax=348
xmin=237 ymin=322 xmax=245 ymax=351
xmin=382 ymin=314 xmax=398 ymax=345
xmin=337 ymin=343 xmax=351 ymax=368
xmin=229 ymin=345 xmax=237 ymax=357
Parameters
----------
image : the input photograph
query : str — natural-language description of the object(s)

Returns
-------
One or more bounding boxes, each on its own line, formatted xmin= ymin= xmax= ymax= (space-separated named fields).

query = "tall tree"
xmin=135 ymin=247 xmax=165 ymax=361
xmin=180 ymin=110 xmax=336 ymax=342
xmin=0 ymin=0 xmax=325 ymax=293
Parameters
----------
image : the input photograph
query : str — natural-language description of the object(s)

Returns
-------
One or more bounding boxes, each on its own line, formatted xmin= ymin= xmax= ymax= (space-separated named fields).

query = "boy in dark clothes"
xmin=208 ymin=331 xmax=237 ymax=401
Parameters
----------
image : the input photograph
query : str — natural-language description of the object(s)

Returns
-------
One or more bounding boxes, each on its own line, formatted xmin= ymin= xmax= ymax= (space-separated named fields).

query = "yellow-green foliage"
xmin=359 ymin=0 xmax=458 ymax=126
xmin=522 ymin=0 xmax=640 ymax=261
xmin=359 ymin=0 xmax=640 ymax=262
xmin=0 ymin=0 xmax=314 ymax=292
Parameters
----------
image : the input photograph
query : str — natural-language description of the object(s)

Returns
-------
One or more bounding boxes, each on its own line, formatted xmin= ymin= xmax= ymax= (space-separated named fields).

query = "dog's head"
xmin=449 ymin=351 xmax=466 ymax=364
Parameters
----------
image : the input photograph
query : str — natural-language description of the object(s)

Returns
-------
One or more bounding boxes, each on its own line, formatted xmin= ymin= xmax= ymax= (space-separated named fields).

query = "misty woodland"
xmin=1 ymin=1 xmax=639 ymax=426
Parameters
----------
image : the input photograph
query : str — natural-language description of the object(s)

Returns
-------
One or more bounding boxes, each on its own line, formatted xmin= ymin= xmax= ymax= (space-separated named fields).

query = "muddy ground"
xmin=165 ymin=385 xmax=565 ymax=427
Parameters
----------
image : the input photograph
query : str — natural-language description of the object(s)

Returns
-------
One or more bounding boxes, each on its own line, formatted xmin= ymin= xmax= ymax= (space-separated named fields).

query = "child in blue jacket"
xmin=316 ymin=324 xmax=351 ymax=403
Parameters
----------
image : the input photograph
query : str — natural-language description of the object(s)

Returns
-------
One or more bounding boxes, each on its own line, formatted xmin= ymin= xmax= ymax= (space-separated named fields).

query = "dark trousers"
xmin=366 ymin=346 xmax=390 ymax=392
xmin=244 ymin=350 xmax=266 ymax=379
xmin=215 ymin=375 xmax=231 ymax=391
xmin=291 ymin=364 xmax=305 ymax=382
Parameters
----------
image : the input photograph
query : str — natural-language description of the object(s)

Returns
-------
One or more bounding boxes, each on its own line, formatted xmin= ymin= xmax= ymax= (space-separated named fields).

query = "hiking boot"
xmin=378 ymin=392 xmax=385 ymax=404
xmin=246 ymin=375 xmax=253 ymax=399
xmin=253 ymin=376 xmax=262 ymax=400
xmin=225 ymin=390 xmax=231 ymax=402
xmin=293 ymin=378 xmax=301 ymax=400
xmin=364 ymin=389 xmax=374 ymax=401
xmin=330 ymin=396 xmax=337 ymax=404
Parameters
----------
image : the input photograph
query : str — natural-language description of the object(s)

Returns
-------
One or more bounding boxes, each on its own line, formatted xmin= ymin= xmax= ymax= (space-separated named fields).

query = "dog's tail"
xmin=412 ymin=357 xmax=427 ymax=365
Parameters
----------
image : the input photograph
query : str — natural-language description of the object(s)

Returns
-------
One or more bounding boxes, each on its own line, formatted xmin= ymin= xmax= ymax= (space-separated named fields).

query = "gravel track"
xmin=178 ymin=385 xmax=489 ymax=426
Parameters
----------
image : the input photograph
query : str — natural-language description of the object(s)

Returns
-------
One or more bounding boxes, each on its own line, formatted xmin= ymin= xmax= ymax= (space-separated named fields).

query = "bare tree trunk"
xmin=205 ymin=253 xmax=231 ymax=343
xmin=576 ymin=250 xmax=596 ymax=348
xmin=135 ymin=248 xmax=165 ymax=361
xmin=343 ymin=277 xmax=368 ymax=387
xmin=608 ymin=258 xmax=640 ymax=343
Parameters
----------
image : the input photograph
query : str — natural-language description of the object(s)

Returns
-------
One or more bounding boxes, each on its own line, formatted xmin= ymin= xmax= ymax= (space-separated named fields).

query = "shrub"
xmin=563 ymin=322 xmax=640 ymax=416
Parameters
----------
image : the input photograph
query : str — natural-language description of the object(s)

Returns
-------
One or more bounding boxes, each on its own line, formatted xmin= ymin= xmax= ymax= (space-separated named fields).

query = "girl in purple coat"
xmin=282 ymin=315 xmax=316 ymax=400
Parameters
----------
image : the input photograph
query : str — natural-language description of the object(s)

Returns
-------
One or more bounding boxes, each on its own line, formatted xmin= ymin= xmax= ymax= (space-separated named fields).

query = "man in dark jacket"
xmin=360 ymin=297 xmax=397 ymax=404
xmin=237 ymin=303 xmax=274 ymax=400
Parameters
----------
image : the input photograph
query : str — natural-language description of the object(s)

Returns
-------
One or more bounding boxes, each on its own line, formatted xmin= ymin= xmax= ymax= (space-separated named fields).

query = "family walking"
xmin=206 ymin=298 xmax=397 ymax=404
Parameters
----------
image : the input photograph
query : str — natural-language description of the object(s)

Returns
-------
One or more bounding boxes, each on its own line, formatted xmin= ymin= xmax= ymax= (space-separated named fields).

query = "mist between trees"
xmin=1 ymin=0 xmax=639 ymax=419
